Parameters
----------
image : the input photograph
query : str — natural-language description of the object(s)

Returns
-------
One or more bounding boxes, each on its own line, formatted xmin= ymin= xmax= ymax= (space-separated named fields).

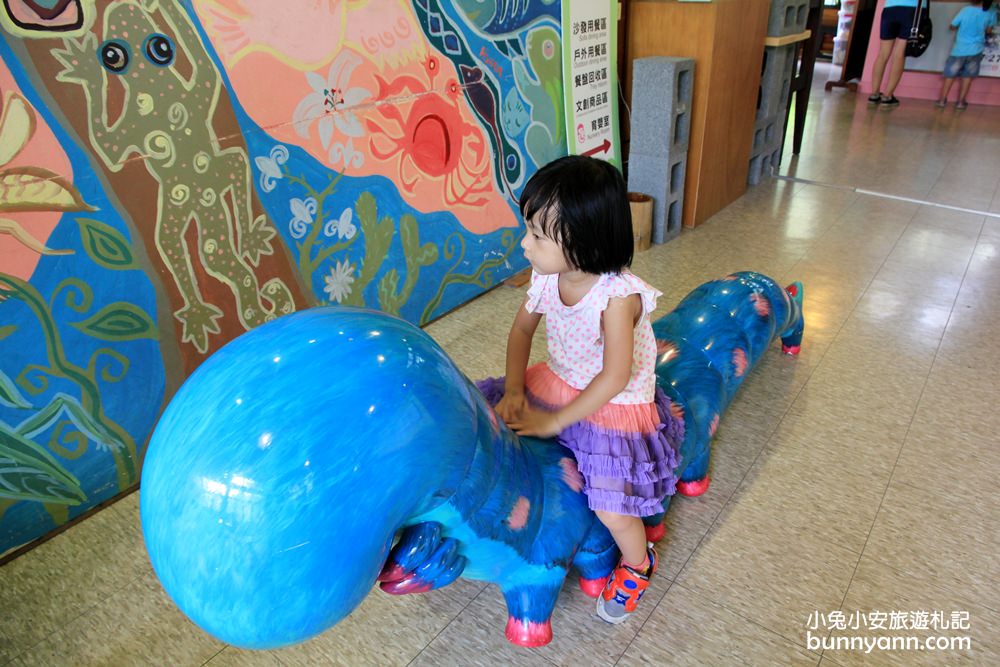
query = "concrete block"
xmin=767 ymin=0 xmax=809 ymax=37
xmin=627 ymin=152 xmax=686 ymax=244
xmin=630 ymin=57 xmax=695 ymax=157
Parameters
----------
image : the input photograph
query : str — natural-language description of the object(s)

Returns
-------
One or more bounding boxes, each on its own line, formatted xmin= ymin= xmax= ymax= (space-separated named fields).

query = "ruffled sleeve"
xmin=525 ymin=270 xmax=550 ymax=313
xmin=598 ymin=272 xmax=661 ymax=316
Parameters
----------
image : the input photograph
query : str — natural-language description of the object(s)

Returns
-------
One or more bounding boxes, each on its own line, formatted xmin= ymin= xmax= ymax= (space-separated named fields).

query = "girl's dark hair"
xmin=519 ymin=155 xmax=633 ymax=274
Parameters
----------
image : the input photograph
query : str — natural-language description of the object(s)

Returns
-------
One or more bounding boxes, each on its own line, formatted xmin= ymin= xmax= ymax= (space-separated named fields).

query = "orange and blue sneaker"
xmin=596 ymin=545 xmax=658 ymax=624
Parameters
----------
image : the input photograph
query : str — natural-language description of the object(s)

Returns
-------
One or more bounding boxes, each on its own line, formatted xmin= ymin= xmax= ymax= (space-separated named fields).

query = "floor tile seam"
xmin=844 ymin=545 xmax=1000 ymax=618
xmin=402 ymin=582 xmax=511 ymax=667
xmin=660 ymin=579 xmax=827 ymax=657
xmin=833 ymin=214 xmax=982 ymax=617
xmin=776 ymin=175 xmax=1000 ymax=220
xmin=200 ymin=646 xmax=228 ymax=667
xmin=614 ymin=579 xmax=677 ymax=666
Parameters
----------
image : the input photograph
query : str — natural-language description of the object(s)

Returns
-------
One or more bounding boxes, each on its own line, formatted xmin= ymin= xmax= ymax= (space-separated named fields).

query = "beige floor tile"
xmin=725 ymin=443 xmax=884 ymax=555
xmin=622 ymin=583 xmax=820 ymax=667
xmin=204 ymin=646 xmax=283 ymax=667
xmin=675 ymin=502 xmax=859 ymax=646
xmin=822 ymin=557 xmax=1000 ymax=666
xmin=408 ymin=580 xmax=652 ymax=667
xmin=863 ymin=480 xmax=1000 ymax=614
xmin=271 ymin=577 xmax=483 ymax=667
xmin=13 ymin=573 xmax=224 ymax=667
xmin=0 ymin=497 xmax=148 ymax=662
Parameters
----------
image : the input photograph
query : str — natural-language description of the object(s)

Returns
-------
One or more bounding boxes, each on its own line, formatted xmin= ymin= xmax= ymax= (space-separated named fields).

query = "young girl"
xmin=480 ymin=155 xmax=681 ymax=624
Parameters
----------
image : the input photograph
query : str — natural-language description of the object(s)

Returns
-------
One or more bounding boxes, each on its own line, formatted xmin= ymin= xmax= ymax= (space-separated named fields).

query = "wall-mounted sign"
xmin=562 ymin=0 xmax=620 ymax=166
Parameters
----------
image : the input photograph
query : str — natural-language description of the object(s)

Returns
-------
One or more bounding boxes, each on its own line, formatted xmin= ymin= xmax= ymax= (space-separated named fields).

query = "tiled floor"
xmin=3 ymin=69 xmax=1000 ymax=666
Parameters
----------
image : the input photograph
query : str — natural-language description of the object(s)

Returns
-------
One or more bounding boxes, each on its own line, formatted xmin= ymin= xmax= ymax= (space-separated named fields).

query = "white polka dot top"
xmin=526 ymin=270 xmax=661 ymax=405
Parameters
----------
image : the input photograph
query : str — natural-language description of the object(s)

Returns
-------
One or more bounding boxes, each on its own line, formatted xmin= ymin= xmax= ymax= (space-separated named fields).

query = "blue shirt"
xmin=884 ymin=0 xmax=918 ymax=8
xmin=951 ymin=6 xmax=997 ymax=57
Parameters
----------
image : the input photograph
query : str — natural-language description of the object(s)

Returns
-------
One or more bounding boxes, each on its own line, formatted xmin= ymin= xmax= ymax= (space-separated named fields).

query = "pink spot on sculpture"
xmin=560 ymin=457 xmax=584 ymax=492
xmin=507 ymin=496 xmax=530 ymax=530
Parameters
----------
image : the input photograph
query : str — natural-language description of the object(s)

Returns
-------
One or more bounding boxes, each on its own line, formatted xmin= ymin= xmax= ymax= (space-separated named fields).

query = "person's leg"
xmin=870 ymin=39 xmax=895 ymax=100
xmin=596 ymin=510 xmax=648 ymax=568
xmin=883 ymin=38 xmax=909 ymax=99
xmin=958 ymin=77 xmax=975 ymax=107
xmin=939 ymin=77 xmax=956 ymax=104
xmin=594 ymin=509 xmax=657 ymax=624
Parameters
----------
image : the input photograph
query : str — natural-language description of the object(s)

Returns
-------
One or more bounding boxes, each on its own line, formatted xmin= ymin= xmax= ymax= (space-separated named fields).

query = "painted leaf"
xmin=70 ymin=302 xmax=158 ymax=341
xmin=0 ymin=167 xmax=94 ymax=213
xmin=0 ymin=91 xmax=35 ymax=167
xmin=75 ymin=218 xmax=138 ymax=270
xmin=0 ymin=422 xmax=86 ymax=505
xmin=0 ymin=324 xmax=15 ymax=341
xmin=0 ymin=218 xmax=73 ymax=256
xmin=0 ymin=370 xmax=32 ymax=409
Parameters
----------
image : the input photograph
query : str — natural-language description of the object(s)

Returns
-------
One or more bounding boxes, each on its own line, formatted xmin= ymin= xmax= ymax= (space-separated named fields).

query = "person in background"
xmin=937 ymin=0 xmax=998 ymax=109
xmin=869 ymin=0 xmax=919 ymax=107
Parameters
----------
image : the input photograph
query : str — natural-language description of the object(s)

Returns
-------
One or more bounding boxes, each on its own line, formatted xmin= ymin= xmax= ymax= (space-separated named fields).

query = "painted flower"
xmin=324 ymin=207 xmax=356 ymax=240
xmin=292 ymin=50 xmax=371 ymax=149
xmin=288 ymin=197 xmax=317 ymax=239
xmin=323 ymin=259 xmax=355 ymax=303
xmin=254 ymin=144 xmax=288 ymax=193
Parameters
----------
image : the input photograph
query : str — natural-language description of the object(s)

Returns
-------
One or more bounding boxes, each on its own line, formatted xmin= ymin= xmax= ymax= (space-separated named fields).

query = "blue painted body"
xmin=140 ymin=272 xmax=803 ymax=648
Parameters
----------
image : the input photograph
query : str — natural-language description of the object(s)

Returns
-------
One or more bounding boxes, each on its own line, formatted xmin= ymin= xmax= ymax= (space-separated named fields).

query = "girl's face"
xmin=521 ymin=208 xmax=571 ymax=276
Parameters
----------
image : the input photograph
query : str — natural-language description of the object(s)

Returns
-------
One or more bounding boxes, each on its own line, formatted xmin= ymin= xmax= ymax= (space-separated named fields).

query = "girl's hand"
xmin=495 ymin=391 xmax=528 ymax=424
xmin=507 ymin=407 xmax=563 ymax=438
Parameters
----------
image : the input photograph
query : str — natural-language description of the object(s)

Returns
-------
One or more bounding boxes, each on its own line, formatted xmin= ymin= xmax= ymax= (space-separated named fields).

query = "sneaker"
xmin=957 ymin=100 xmax=969 ymax=110
xmin=935 ymin=99 xmax=947 ymax=108
xmin=596 ymin=546 xmax=658 ymax=624
xmin=867 ymin=93 xmax=882 ymax=104
xmin=880 ymin=95 xmax=900 ymax=107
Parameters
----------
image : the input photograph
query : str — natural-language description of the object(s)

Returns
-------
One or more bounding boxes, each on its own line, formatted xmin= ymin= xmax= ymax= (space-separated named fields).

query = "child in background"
xmin=479 ymin=155 xmax=681 ymax=624
xmin=937 ymin=0 xmax=998 ymax=109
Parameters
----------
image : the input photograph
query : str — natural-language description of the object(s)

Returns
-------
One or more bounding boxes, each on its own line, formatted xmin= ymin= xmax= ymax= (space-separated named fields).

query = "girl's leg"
xmin=958 ymin=77 xmax=975 ymax=104
xmin=883 ymin=39 xmax=908 ymax=98
xmin=870 ymin=40 xmax=895 ymax=98
xmin=595 ymin=510 xmax=648 ymax=567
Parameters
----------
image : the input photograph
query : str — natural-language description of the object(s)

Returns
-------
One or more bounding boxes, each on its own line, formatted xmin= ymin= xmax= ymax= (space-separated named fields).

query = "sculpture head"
xmin=141 ymin=307 xmax=479 ymax=648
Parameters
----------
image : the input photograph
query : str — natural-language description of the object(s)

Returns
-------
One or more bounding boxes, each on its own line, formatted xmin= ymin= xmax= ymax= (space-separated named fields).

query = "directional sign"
xmin=562 ymin=0 xmax=620 ymax=166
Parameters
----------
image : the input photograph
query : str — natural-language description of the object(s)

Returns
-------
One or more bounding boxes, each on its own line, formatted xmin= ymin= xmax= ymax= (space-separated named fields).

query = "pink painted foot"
xmin=579 ymin=576 xmax=606 ymax=598
xmin=781 ymin=344 xmax=801 ymax=355
xmin=644 ymin=521 xmax=666 ymax=543
xmin=677 ymin=476 xmax=710 ymax=497
xmin=505 ymin=617 xmax=553 ymax=647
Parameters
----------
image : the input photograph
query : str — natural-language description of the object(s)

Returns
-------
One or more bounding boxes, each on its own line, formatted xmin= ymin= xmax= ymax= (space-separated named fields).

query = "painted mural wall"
xmin=0 ymin=0 xmax=565 ymax=557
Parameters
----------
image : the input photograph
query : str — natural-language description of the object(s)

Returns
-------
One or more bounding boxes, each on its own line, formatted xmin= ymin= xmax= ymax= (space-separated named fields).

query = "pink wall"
xmin=862 ymin=0 xmax=1000 ymax=104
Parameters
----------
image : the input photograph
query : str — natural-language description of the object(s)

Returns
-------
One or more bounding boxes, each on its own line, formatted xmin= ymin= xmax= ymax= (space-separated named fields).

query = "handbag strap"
xmin=910 ymin=0 xmax=927 ymax=37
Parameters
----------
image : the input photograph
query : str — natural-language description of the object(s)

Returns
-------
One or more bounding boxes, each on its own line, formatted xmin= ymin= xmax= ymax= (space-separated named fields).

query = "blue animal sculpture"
xmin=140 ymin=272 xmax=803 ymax=648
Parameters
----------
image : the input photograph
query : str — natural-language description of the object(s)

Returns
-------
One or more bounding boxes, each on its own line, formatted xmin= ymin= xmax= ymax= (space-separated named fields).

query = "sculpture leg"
xmin=502 ymin=579 xmax=565 ymax=647
xmin=780 ymin=282 xmax=805 ymax=355
xmin=642 ymin=512 xmax=667 ymax=543
xmin=572 ymin=523 xmax=619 ymax=598
xmin=677 ymin=446 xmax=711 ymax=497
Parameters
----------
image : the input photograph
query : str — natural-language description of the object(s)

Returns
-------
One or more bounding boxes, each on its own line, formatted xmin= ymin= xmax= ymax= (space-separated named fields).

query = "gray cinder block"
xmin=627 ymin=152 xmax=686 ymax=244
xmin=767 ymin=0 xmax=809 ymax=37
xmin=756 ymin=45 xmax=795 ymax=122
xmin=630 ymin=57 xmax=695 ymax=157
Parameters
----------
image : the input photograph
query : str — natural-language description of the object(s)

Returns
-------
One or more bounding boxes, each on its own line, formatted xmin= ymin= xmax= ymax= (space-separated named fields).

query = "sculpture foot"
xmin=677 ymin=476 xmax=710 ymax=497
xmin=578 ymin=576 xmax=606 ymax=599
xmin=781 ymin=343 xmax=801 ymax=356
xmin=505 ymin=617 xmax=553 ymax=647
xmin=644 ymin=521 xmax=666 ymax=543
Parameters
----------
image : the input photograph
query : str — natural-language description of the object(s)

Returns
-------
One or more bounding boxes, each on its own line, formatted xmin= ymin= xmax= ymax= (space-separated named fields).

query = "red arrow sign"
xmin=582 ymin=138 xmax=611 ymax=157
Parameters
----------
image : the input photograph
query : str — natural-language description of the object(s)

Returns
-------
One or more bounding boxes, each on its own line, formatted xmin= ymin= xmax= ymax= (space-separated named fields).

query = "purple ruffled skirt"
xmin=477 ymin=363 xmax=683 ymax=517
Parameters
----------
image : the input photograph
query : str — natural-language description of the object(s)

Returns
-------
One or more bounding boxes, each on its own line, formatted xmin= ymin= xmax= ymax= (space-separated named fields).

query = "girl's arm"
xmin=495 ymin=298 xmax=542 ymax=422
xmin=508 ymin=294 xmax=639 ymax=437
